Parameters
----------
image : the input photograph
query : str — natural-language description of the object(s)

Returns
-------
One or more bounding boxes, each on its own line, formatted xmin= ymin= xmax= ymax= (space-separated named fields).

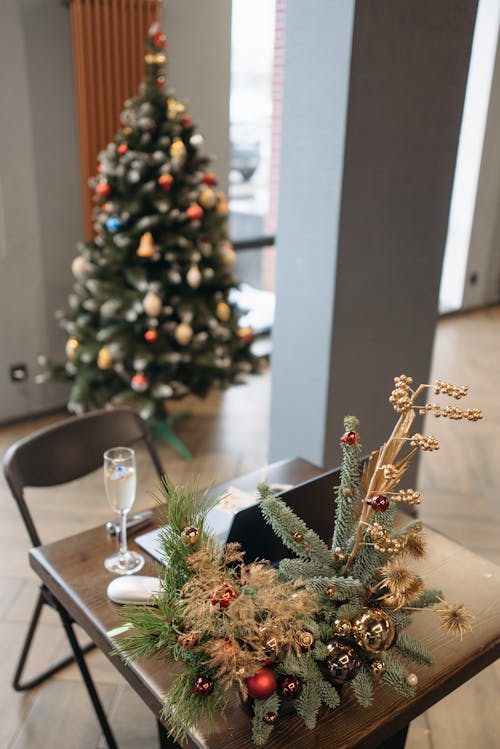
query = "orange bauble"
xmin=117 ymin=144 xmax=128 ymax=155
xmin=158 ymin=174 xmax=174 ymax=191
xmin=186 ymin=204 xmax=203 ymax=221
xmin=144 ymin=330 xmax=158 ymax=343
xmin=95 ymin=182 xmax=111 ymax=199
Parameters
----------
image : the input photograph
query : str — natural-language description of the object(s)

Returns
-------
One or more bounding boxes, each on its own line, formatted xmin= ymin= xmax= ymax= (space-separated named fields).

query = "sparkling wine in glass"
xmin=103 ymin=446 xmax=144 ymax=575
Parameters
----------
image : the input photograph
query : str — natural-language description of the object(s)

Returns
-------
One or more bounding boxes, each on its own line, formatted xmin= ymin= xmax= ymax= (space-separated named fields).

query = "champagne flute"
xmin=103 ymin=447 xmax=145 ymax=575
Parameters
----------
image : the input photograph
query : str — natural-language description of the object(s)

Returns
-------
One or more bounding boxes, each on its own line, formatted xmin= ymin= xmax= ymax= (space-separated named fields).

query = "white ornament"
xmin=190 ymin=133 xmax=204 ymax=147
xmin=174 ymin=322 xmax=193 ymax=346
xmin=143 ymin=290 xmax=163 ymax=316
xmin=71 ymin=255 xmax=88 ymax=278
xmin=186 ymin=265 xmax=202 ymax=288
xmin=153 ymin=383 xmax=174 ymax=398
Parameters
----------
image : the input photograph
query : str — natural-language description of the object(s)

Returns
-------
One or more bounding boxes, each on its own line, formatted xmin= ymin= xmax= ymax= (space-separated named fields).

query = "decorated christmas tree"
xmin=112 ymin=375 xmax=482 ymax=745
xmin=39 ymin=25 xmax=256 ymax=437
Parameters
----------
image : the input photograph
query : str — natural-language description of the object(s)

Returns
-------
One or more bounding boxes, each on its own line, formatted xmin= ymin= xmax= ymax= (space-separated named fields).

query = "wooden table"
xmin=29 ymin=458 xmax=500 ymax=749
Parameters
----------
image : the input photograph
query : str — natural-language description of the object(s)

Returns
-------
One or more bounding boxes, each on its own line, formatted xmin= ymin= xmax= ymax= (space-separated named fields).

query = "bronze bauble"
xmin=332 ymin=618 xmax=352 ymax=638
xmin=323 ymin=640 xmax=361 ymax=684
xmin=370 ymin=658 xmax=387 ymax=677
xmin=180 ymin=526 xmax=200 ymax=545
xmin=352 ymin=608 xmax=396 ymax=653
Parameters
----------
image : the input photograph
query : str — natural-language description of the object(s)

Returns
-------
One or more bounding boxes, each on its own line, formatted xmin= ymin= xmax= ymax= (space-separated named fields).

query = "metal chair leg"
xmin=157 ymin=719 xmax=180 ymax=749
xmin=57 ymin=602 xmax=119 ymax=749
xmin=12 ymin=586 xmax=95 ymax=692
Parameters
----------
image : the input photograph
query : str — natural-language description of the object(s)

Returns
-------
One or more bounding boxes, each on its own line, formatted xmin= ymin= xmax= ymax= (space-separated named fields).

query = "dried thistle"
xmin=435 ymin=600 xmax=474 ymax=640
xmin=377 ymin=559 xmax=424 ymax=608
xmin=402 ymin=528 xmax=426 ymax=559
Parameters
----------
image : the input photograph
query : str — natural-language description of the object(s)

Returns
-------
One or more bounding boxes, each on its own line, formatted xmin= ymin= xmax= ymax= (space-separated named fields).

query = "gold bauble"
xmin=297 ymin=631 xmax=315 ymax=650
xmin=137 ymin=231 xmax=155 ymax=258
xmin=180 ymin=526 xmax=200 ymax=545
xmin=352 ymin=608 xmax=396 ymax=653
xmin=198 ymin=187 xmax=217 ymax=209
xmin=263 ymin=713 xmax=277 ymax=725
xmin=71 ymin=255 xmax=88 ymax=278
xmin=174 ymin=322 xmax=193 ymax=346
xmin=65 ymin=338 xmax=79 ymax=359
xmin=220 ymin=241 xmax=235 ymax=267
xmin=370 ymin=659 xmax=387 ymax=677
xmin=324 ymin=585 xmax=336 ymax=598
xmin=237 ymin=326 xmax=254 ymax=343
xmin=97 ymin=346 xmax=113 ymax=370
xmin=216 ymin=301 xmax=231 ymax=322
xmin=186 ymin=265 xmax=202 ymax=289
xmin=167 ymin=98 xmax=186 ymax=119
xmin=323 ymin=640 xmax=361 ymax=684
xmin=406 ymin=672 xmax=418 ymax=687
xmin=216 ymin=199 xmax=228 ymax=215
xmin=145 ymin=52 xmax=167 ymax=65
xmin=332 ymin=618 xmax=352 ymax=638
xmin=143 ymin=290 xmax=163 ymax=316
xmin=170 ymin=137 xmax=186 ymax=162
xmin=293 ymin=531 xmax=304 ymax=543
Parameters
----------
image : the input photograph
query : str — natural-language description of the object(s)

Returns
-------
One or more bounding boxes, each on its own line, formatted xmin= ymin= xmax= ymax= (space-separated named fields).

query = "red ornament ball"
xmin=194 ymin=676 xmax=214 ymax=697
xmin=95 ymin=181 xmax=111 ymax=199
xmin=202 ymin=172 xmax=217 ymax=185
xmin=144 ymin=329 xmax=158 ymax=343
xmin=186 ymin=204 xmax=203 ymax=221
xmin=153 ymin=30 xmax=166 ymax=48
xmin=246 ymin=668 xmax=277 ymax=700
xmin=210 ymin=583 xmax=238 ymax=610
xmin=367 ymin=494 xmax=390 ymax=512
xmin=117 ymin=144 xmax=128 ymax=155
xmin=131 ymin=373 xmax=148 ymax=392
xmin=181 ymin=115 xmax=192 ymax=128
xmin=279 ymin=675 xmax=302 ymax=701
xmin=158 ymin=174 xmax=174 ymax=191
xmin=341 ymin=430 xmax=358 ymax=445
xmin=177 ymin=632 xmax=198 ymax=650
xmin=154 ymin=75 xmax=166 ymax=88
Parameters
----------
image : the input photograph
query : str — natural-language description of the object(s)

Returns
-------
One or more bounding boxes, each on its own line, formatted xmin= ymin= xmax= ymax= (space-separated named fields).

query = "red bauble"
xmin=278 ymin=675 xmax=302 ymax=701
xmin=117 ymin=144 xmax=128 ymax=155
xmin=154 ymin=75 xmax=166 ymax=88
xmin=181 ymin=115 xmax=192 ymax=128
xmin=202 ymin=172 xmax=217 ymax=186
xmin=194 ymin=676 xmax=214 ymax=697
xmin=210 ymin=583 xmax=237 ymax=610
xmin=144 ymin=329 xmax=158 ymax=343
xmin=158 ymin=174 xmax=174 ymax=191
xmin=131 ymin=373 xmax=148 ymax=392
xmin=341 ymin=430 xmax=358 ymax=445
xmin=186 ymin=204 xmax=203 ymax=221
xmin=177 ymin=632 xmax=198 ymax=650
xmin=246 ymin=668 xmax=277 ymax=700
xmin=153 ymin=30 xmax=166 ymax=48
xmin=95 ymin=182 xmax=111 ymax=199
xmin=367 ymin=494 xmax=390 ymax=512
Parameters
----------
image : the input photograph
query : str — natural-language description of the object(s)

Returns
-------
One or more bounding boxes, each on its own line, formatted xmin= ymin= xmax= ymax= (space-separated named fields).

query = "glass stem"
xmin=119 ymin=511 xmax=128 ymax=559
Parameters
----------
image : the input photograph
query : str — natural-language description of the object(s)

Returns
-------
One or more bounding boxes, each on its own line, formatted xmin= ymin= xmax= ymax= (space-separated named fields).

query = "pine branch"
xmin=279 ymin=558 xmax=335 ymax=581
xmin=252 ymin=694 xmax=280 ymax=746
xmin=295 ymin=680 xmax=323 ymax=729
xmin=351 ymin=667 xmax=374 ymax=707
xmin=317 ymin=679 xmax=341 ymax=710
xmin=394 ymin=631 xmax=434 ymax=666
xmin=303 ymin=575 xmax=365 ymax=602
xmin=381 ymin=652 xmax=416 ymax=697
xmin=332 ymin=416 xmax=363 ymax=552
xmin=412 ymin=588 xmax=444 ymax=608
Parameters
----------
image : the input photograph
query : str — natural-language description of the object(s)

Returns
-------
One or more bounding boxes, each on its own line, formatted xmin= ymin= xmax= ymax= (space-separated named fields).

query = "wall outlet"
xmin=10 ymin=363 xmax=28 ymax=382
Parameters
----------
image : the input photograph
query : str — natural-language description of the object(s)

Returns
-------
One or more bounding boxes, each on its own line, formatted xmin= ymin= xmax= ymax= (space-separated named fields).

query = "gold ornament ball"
xmin=71 ymin=255 xmax=88 ymax=278
xmin=97 ymin=346 xmax=113 ymax=370
xmin=170 ymin=137 xmax=186 ymax=161
xmin=174 ymin=322 xmax=193 ymax=346
xmin=332 ymin=618 xmax=352 ymax=638
xmin=199 ymin=187 xmax=217 ymax=209
xmin=293 ymin=531 xmax=304 ymax=543
xmin=263 ymin=712 xmax=277 ymax=725
xmin=370 ymin=659 xmax=387 ymax=678
xmin=65 ymin=337 xmax=79 ymax=359
xmin=406 ymin=673 xmax=418 ymax=687
xmin=186 ymin=265 xmax=202 ymax=289
xmin=180 ymin=526 xmax=200 ymax=545
xmin=297 ymin=630 xmax=315 ymax=650
xmin=137 ymin=231 xmax=155 ymax=258
xmin=324 ymin=585 xmax=336 ymax=599
xmin=323 ymin=640 xmax=361 ymax=684
xmin=216 ymin=301 xmax=231 ymax=322
xmin=143 ymin=290 xmax=163 ymax=316
xmin=352 ymin=608 xmax=396 ymax=653
xmin=221 ymin=241 xmax=235 ymax=267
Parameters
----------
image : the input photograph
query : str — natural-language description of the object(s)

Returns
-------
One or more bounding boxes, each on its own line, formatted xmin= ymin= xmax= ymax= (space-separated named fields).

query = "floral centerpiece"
xmin=112 ymin=375 xmax=481 ymax=745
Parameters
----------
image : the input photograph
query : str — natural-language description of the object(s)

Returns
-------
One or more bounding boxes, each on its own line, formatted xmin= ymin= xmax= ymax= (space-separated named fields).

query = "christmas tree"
xmin=40 ymin=25 xmax=256 ymax=433
xmin=112 ymin=376 xmax=481 ymax=745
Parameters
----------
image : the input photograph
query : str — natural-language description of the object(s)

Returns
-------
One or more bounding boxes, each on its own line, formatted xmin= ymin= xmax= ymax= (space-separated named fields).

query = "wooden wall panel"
xmin=69 ymin=0 xmax=160 ymax=239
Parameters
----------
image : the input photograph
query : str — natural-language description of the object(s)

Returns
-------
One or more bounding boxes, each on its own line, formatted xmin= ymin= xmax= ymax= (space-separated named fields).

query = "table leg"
xmin=157 ymin=720 xmax=180 ymax=748
xmin=377 ymin=724 xmax=409 ymax=749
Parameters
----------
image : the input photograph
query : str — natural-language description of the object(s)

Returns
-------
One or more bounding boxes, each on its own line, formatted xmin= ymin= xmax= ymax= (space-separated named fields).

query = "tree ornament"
xmin=324 ymin=585 xmax=336 ymax=598
xmin=194 ymin=676 xmax=214 ymax=697
xmin=186 ymin=265 xmax=202 ymax=288
xmin=210 ymin=583 xmax=237 ymax=610
xmin=131 ymin=373 xmax=149 ymax=392
xmin=263 ymin=713 xmax=277 ymax=725
xmin=96 ymin=346 xmax=112 ymax=370
xmin=95 ymin=181 xmax=111 ymax=199
xmin=323 ymin=641 xmax=361 ymax=684
xmin=158 ymin=173 xmax=174 ymax=192
xmin=293 ymin=531 xmax=304 ymax=543
xmin=202 ymin=172 xmax=216 ymax=185
xmin=106 ymin=216 xmax=122 ymax=233
xmin=352 ymin=608 xmax=396 ymax=653
xmin=366 ymin=494 xmax=390 ymax=512
xmin=71 ymin=256 xmax=88 ymax=278
xmin=177 ymin=631 xmax=198 ymax=650
xmin=221 ymin=241 xmax=235 ymax=267
xmin=117 ymin=144 xmax=128 ymax=155
xmin=144 ymin=329 xmax=158 ymax=343
xmin=143 ymin=290 xmax=162 ymax=316
xmin=186 ymin=204 xmax=203 ymax=221
xmin=181 ymin=114 xmax=192 ymax=128
xmin=199 ymin=187 xmax=217 ymax=209
xmin=332 ymin=618 xmax=352 ymax=638
xmin=370 ymin=659 xmax=387 ymax=677
xmin=237 ymin=326 xmax=254 ymax=343
xmin=180 ymin=526 xmax=200 ymax=545
xmin=216 ymin=192 xmax=228 ymax=214
xmin=279 ymin=675 xmax=301 ymax=701
xmin=167 ymin=98 xmax=186 ymax=119
xmin=137 ymin=232 xmax=155 ymax=258
xmin=65 ymin=338 xmax=79 ymax=359
xmin=341 ymin=430 xmax=358 ymax=445
xmin=297 ymin=631 xmax=315 ymax=650
xmin=246 ymin=668 xmax=277 ymax=700
xmin=406 ymin=673 xmax=418 ymax=687
xmin=174 ymin=322 xmax=193 ymax=346
xmin=170 ymin=137 xmax=186 ymax=165
xmin=153 ymin=29 xmax=166 ymax=48
xmin=154 ymin=75 xmax=166 ymax=88
xmin=216 ymin=301 xmax=231 ymax=322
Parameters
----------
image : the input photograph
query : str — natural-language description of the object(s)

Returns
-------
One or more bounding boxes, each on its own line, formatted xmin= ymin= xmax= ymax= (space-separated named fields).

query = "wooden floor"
xmin=0 ymin=306 xmax=498 ymax=749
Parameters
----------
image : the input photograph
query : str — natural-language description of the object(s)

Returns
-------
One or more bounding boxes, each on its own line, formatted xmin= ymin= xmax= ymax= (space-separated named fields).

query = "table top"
xmin=29 ymin=457 xmax=500 ymax=749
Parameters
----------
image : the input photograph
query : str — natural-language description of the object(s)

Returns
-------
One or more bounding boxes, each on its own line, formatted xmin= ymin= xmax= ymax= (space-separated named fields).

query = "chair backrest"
xmin=3 ymin=408 xmax=165 ymax=548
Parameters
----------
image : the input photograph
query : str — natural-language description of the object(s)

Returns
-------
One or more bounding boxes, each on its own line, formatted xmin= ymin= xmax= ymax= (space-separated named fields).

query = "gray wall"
xmin=270 ymin=0 xmax=478 ymax=468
